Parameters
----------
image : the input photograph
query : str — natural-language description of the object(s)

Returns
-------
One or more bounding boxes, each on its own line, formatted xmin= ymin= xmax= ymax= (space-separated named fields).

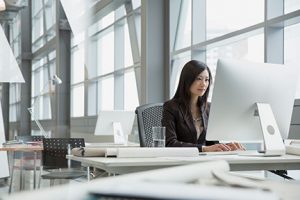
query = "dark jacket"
xmin=162 ymin=99 xmax=217 ymax=152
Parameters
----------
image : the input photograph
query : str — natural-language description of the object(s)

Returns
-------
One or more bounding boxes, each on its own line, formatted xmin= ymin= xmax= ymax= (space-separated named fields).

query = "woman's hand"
xmin=226 ymin=142 xmax=245 ymax=151
xmin=202 ymin=144 xmax=231 ymax=152
xmin=202 ymin=142 xmax=245 ymax=152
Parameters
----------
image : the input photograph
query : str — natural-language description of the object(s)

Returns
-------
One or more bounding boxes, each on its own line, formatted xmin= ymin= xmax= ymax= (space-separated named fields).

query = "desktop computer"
xmin=94 ymin=110 xmax=135 ymax=144
xmin=206 ymin=59 xmax=300 ymax=156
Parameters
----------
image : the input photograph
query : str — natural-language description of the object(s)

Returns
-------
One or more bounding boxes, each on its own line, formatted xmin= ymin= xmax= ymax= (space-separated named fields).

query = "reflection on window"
xmin=207 ymin=0 xmax=263 ymax=40
xmin=284 ymin=24 xmax=300 ymax=98
xmin=71 ymin=84 xmax=84 ymax=117
xmin=124 ymin=71 xmax=139 ymax=110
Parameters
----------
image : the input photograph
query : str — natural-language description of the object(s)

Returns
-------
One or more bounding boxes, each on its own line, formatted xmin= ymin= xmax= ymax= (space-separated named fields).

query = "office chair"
xmin=39 ymin=138 xmax=87 ymax=187
xmin=135 ymin=103 xmax=164 ymax=147
xmin=9 ymin=135 xmax=44 ymax=192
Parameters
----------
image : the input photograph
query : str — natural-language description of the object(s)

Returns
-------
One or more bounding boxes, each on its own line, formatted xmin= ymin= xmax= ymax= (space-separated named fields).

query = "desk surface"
xmin=3 ymin=159 xmax=300 ymax=200
xmin=67 ymin=154 xmax=300 ymax=174
xmin=0 ymin=144 xmax=43 ymax=152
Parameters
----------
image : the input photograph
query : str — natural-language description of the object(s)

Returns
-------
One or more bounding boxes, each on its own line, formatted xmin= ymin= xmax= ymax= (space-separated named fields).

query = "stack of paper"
xmin=285 ymin=140 xmax=300 ymax=155
xmin=72 ymin=147 xmax=199 ymax=158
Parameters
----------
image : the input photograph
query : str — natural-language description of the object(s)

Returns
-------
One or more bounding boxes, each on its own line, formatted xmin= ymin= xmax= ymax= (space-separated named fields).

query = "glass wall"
xmin=169 ymin=0 xmax=300 ymax=99
xmin=32 ymin=0 xmax=56 ymax=51
xmin=30 ymin=0 xmax=57 ymax=135
xmin=69 ymin=0 xmax=141 ymax=118
xmin=9 ymin=13 xmax=22 ymax=123
xmin=31 ymin=51 xmax=56 ymax=120
xmin=285 ymin=23 xmax=300 ymax=98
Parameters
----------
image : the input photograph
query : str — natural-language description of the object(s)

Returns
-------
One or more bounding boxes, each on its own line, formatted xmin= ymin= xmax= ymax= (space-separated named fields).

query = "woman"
xmin=162 ymin=60 xmax=243 ymax=152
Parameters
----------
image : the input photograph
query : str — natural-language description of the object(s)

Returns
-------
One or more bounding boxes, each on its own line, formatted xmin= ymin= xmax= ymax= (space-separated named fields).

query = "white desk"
xmin=3 ymin=160 xmax=300 ymax=200
xmin=67 ymin=154 xmax=300 ymax=174
xmin=0 ymin=144 xmax=43 ymax=191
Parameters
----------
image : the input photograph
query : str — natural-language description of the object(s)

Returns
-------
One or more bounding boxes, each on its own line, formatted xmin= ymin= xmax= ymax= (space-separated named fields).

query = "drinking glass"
xmin=152 ymin=126 xmax=166 ymax=147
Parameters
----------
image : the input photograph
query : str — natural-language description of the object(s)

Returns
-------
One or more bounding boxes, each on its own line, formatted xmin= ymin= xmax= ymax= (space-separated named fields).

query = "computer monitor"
xmin=94 ymin=110 xmax=135 ymax=144
xmin=206 ymin=59 xmax=300 ymax=156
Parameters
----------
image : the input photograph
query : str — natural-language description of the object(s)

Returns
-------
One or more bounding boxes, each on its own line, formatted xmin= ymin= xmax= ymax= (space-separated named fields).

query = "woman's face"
xmin=189 ymin=69 xmax=210 ymax=98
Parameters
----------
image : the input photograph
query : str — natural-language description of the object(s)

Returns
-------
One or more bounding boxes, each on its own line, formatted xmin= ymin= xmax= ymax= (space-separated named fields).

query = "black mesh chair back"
xmin=135 ymin=103 xmax=164 ymax=147
xmin=42 ymin=138 xmax=85 ymax=169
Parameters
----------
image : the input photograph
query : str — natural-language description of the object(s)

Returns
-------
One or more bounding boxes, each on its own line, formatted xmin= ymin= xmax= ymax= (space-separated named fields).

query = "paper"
xmin=212 ymin=171 xmax=300 ymax=200
xmin=88 ymin=182 xmax=278 ymax=200
xmin=113 ymin=122 xmax=127 ymax=145
xmin=88 ymin=161 xmax=277 ymax=200
xmin=285 ymin=145 xmax=300 ymax=155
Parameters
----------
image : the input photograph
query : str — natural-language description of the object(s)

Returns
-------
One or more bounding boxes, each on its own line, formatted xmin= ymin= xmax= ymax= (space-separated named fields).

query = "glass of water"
xmin=152 ymin=126 xmax=166 ymax=147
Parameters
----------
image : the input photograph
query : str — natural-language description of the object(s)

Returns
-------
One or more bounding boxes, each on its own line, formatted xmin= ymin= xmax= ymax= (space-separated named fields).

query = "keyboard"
xmin=199 ymin=151 xmax=243 ymax=156
xmin=199 ymin=150 xmax=265 ymax=156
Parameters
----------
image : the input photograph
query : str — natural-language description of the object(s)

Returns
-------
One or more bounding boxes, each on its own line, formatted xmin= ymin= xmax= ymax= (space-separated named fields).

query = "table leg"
xmin=33 ymin=151 xmax=37 ymax=189
xmin=87 ymin=167 xmax=90 ymax=181
xmin=8 ymin=152 xmax=15 ymax=193
xmin=20 ymin=152 xmax=23 ymax=191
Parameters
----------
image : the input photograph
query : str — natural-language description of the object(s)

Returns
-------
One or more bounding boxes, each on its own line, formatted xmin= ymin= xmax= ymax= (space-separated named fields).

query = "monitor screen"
xmin=94 ymin=110 xmax=135 ymax=136
xmin=206 ymin=59 xmax=299 ymax=143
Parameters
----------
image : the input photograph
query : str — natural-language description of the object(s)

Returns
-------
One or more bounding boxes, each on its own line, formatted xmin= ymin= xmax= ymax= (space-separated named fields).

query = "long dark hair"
xmin=173 ymin=60 xmax=212 ymax=112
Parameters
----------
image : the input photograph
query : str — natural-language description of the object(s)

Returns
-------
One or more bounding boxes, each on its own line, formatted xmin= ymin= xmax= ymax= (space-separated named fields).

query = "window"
xmin=285 ymin=0 xmax=300 ymax=14
xmin=31 ymin=51 xmax=56 ymax=120
xmin=68 ymin=1 xmax=141 ymax=117
xmin=9 ymin=84 xmax=21 ymax=122
xmin=206 ymin=0 xmax=264 ymax=39
xmin=32 ymin=0 xmax=56 ymax=52
xmin=174 ymin=0 xmax=191 ymax=50
xmin=124 ymin=70 xmax=139 ymax=110
xmin=9 ymin=14 xmax=22 ymax=123
xmin=169 ymin=1 xmax=300 ymax=100
xmin=71 ymin=84 xmax=84 ymax=117
xmin=285 ymin=23 xmax=300 ymax=98
xmin=170 ymin=52 xmax=191 ymax=97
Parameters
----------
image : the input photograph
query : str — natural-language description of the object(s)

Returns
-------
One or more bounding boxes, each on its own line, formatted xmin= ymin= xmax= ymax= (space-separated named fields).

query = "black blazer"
xmin=162 ymin=99 xmax=217 ymax=152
